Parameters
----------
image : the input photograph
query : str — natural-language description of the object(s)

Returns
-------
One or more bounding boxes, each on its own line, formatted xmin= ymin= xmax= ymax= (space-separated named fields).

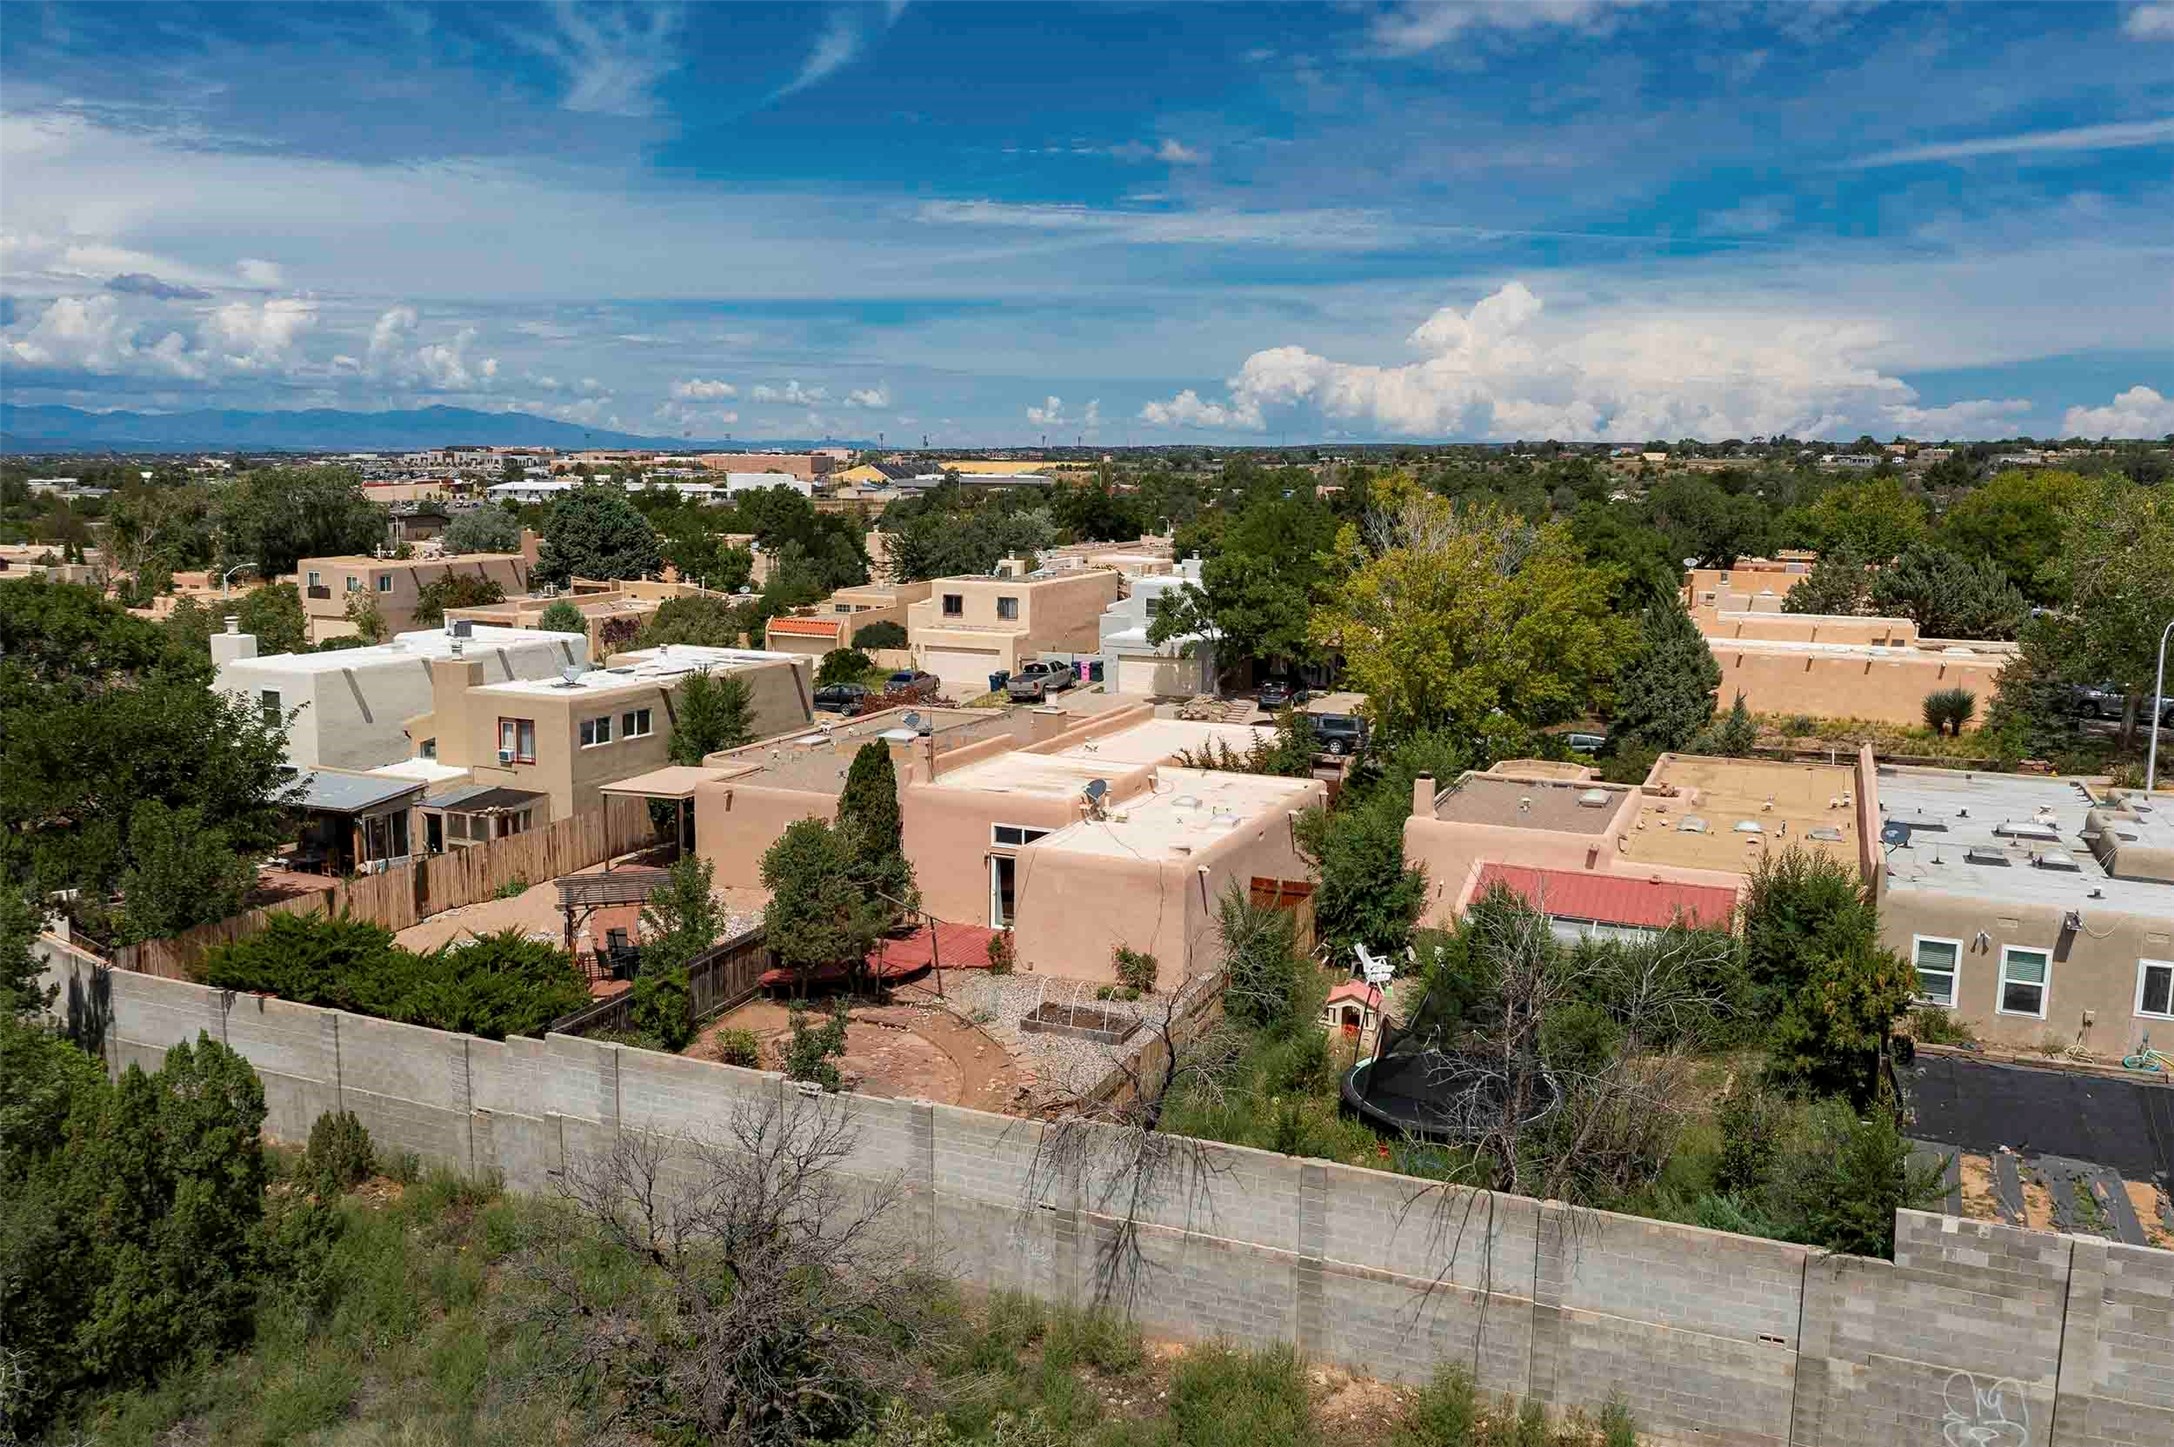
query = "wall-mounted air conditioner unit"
xmin=498 ymin=748 xmax=516 ymax=765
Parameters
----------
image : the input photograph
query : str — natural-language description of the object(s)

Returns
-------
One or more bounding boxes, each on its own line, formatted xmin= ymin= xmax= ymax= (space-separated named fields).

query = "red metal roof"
xmin=1472 ymin=863 xmax=1737 ymax=932
xmin=759 ymin=920 xmax=1004 ymax=989
xmin=767 ymin=616 xmax=844 ymax=637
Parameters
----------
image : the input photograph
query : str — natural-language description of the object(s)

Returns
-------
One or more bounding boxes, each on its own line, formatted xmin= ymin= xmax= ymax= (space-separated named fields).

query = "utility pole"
xmin=2148 ymin=617 xmax=2174 ymax=792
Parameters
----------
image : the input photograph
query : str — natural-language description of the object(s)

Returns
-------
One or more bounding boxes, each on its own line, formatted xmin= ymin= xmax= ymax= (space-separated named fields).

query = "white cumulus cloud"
xmin=1369 ymin=1 xmax=1633 ymax=54
xmin=206 ymin=295 xmax=317 ymax=371
xmin=752 ymin=379 xmax=828 ymax=405
xmin=670 ymin=377 xmax=738 ymax=400
xmin=362 ymin=304 xmax=497 ymax=391
xmin=844 ymin=383 xmax=892 ymax=408
xmin=1137 ymin=280 xmax=2041 ymax=441
xmin=1 ymin=293 xmax=199 ymax=377
xmin=2061 ymin=385 xmax=2174 ymax=437
xmin=235 ymin=257 xmax=285 ymax=286
xmin=2124 ymin=4 xmax=2174 ymax=38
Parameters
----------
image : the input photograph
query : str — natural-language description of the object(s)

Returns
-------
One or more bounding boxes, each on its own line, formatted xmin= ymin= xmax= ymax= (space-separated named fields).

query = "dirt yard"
xmin=687 ymin=996 xmax=1026 ymax=1112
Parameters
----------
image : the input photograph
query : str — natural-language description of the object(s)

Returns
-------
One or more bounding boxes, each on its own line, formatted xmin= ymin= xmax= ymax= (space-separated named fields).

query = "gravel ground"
xmin=925 ymin=971 xmax=1169 ymax=1103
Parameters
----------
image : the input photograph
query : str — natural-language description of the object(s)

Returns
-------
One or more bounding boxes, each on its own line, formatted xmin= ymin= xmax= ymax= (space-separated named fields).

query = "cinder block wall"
xmin=44 ymin=946 xmax=2172 ymax=1447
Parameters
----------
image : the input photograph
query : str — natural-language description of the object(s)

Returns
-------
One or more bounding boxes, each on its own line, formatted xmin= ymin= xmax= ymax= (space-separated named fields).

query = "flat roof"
xmin=1051 ymin=718 xmax=1267 ymax=768
xmin=424 ymin=784 xmax=547 ymax=813
xmin=300 ymin=548 xmax=526 ymax=567
xmin=1622 ymin=754 xmax=1860 ymax=876
xmin=596 ymin=766 xmax=730 ymax=802
xmin=369 ymin=757 xmax=472 ymax=786
xmin=1702 ymin=636 xmax=2016 ymax=659
xmin=932 ymin=749 xmax=1115 ymax=799
xmin=1878 ymin=768 xmax=2173 ymax=915
xmin=223 ymin=625 xmax=570 ymax=674
xmin=1431 ymin=774 xmax=1627 ymax=834
xmin=472 ymin=645 xmax=796 ymax=698
xmin=1035 ymin=767 xmax=1318 ymax=862
xmin=714 ymin=707 xmax=1007 ymax=795
xmin=295 ymin=769 xmax=426 ymax=813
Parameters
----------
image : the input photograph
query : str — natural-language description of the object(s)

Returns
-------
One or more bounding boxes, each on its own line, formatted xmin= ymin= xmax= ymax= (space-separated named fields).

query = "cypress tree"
xmin=837 ymin=742 xmax=916 ymax=917
xmin=1610 ymin=601 xmax=1722 ymax=751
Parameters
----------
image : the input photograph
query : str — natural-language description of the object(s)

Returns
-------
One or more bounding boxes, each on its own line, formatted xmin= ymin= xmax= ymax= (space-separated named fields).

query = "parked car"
xmin=1311 ymin=713 xmax=1370 ymax=758
xmin=1256 ymin=678 xmax=1308 ymax=711
xmin=813 ymin=683 xmax=871 ymax=716
xmin=1006 ymin=660 xmax=1074 ymax=702
xmin=2068 ymin=683 xmax=2174 ymax=723
xmin=883 ymin=669 xmax=942 ymax=703
xmin=1566 ymin=731 xmax=1608 ymax=755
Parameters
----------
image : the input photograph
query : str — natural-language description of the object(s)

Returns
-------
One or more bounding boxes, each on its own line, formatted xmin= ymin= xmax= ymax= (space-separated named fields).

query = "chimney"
xmin=209 ymin=621 xmax=258 ymax=667
xmin=1411 ymin=773 xmax=1435 ymax=819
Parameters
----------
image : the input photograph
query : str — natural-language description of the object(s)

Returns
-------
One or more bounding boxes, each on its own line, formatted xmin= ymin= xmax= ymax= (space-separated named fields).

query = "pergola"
xmin=596 ymin=765 xmax=730 ymax=856
xmin=556 ymin=866 xmax=674 ymax=975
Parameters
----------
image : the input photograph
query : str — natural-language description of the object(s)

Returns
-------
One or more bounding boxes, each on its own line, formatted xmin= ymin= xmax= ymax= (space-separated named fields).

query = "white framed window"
xmin=2137 ymin=959 xmax=2174 ymax=1020
xmin=376 ymin=573 xmax=393 ymax=593
xmin=621 ymin=708 xmax=653 ymax=739
xmin=580 ymin=715 xmax=614 ymax=747
xmin=498 ymin=717 xmax=535 ymax=763
xmin=258 ymin=689 xmax=281 ymax=728
xmin=992 ymin=824 xmax=1049 ymax=848
xmin=306 ymin=570 xmax=322 ymax=587
xmin=1998 ymin=945 xmax=2051 ymax=1018
xmin=345 ymin=576 xmax=361 ymax=592
xmin=1912 ymin=935 xmax=1962 ymax=1008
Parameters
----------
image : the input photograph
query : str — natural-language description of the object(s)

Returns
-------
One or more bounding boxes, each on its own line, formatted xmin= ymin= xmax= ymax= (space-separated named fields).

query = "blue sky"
xmin=2 ymin=1 xmax=2170 ymax=444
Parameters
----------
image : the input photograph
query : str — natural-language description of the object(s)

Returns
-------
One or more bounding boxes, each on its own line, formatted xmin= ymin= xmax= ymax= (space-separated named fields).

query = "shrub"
xmin=630 ymin=966 xmax=694 ymax=1052
xmin=1166 ymin=1341 xmax=1314 ymax=1447
xmin=1113 ymin=945 xmax=1159 ymax=995
xmin=818 ymin=647 xmax=875 ymax=686
xmin=1922 ymin=687 xmax=1977 ymax=737
xmin=714 ymin=1027 xmax=762 ymax=1067
xmin=852 ymin=619 xmax=907 ymax=650
xmin=1773 ymin=1100 xmax=1945 ymax=1258
xmin=1216 ymin=883 xmax=1304 ymax=1033
xmin=784 ymin=999 xmax=850 ymax=1089
xmin=986 ymin=930 xmax=1015 ymax=975
xmin=537 ymin=598 xmax=587 ymax=634
xmin=303 ymin=1109 xmax=376 ymax=1197
xmin=1909 ymin=1005 xmax=1976 ymax=1045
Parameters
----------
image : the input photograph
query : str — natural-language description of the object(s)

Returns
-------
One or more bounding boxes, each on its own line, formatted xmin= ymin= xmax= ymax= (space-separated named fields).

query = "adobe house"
xmin=904 ymin=564 xmax=1122 ymax=697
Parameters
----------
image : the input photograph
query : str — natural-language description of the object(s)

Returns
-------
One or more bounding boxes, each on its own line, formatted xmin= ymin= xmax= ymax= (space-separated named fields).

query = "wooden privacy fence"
xmin=549 ymin=926 xmax=772 ymax=1038
xmin=115 ymin=798 xmax=659 ymax=979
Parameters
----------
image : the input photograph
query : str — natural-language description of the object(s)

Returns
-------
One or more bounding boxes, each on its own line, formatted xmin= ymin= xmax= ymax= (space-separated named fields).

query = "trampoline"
xmin=1339 ymin=981 xmax=1562 ymax=1143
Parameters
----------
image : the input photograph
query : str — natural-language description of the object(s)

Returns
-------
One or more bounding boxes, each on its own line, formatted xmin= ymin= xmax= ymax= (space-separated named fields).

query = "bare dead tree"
xmin=1024 ymin=974 xmax=1243 ymax=1314
xmin=514 ymin=1093 xmax=930 ymax=1447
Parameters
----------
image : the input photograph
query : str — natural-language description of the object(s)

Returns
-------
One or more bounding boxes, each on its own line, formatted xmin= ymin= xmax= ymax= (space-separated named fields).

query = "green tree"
xmin=537 ymin=598 xmax=587 ymax=634
xmin=411 ymin=572 xmax=507 ymax=627
xmin=668 ymin=667 xmax=755 ymax=764
xmin=1644 ymin=474 xmax=1774 ymax=567
xmin=837 ymin=742 xmax=916 ymax=919
xmin=2046 ymin=476 xmax=2174 ymax=748
xmin=783 ymin=999 xmax=851 ymax=1088
xmin=233 ymin=582 xmax=309 ymax=655
xmin=1697 ymin=692 xmax=1758 ymax=757
xmin=116 ymin=801 xmax=256 ymax=942
xmin=536 ymin=483 xmax=663 ymax=585
xmin=1940 ymin=468 xmax=2075 ymax=600
xmin=632 ymin=854 xmax=723 ymax=1051
xmin=639 ymin=593 xmax=747 ymax=649
xmin=1779 ymin=551 xmax=1871 ymax=616
xmin=344 ymin=591 xmax=389 ymax=643
xmin=1314 ymin=494 xmax=1632 ymax=739
xmin=1868 ymin=545 xmax=2026 ymax=639
xmin=817 ymin=647 xmax=874 ymax=686
xmin=1766 ymin=935 xmax=1917 ymax=1106
xmin=1216 ymin=882 xmax=1305 ymax=1032
xmin=762 ymin=819 xmax=881 ymax=988
xmin=440 ymin=506 xmax=524 ymax=556
xmin=852 ymin=619 xmax=907 ymax=650
xmin=213 ymin=465 xmax=385 ymax=575
xmin=1789 ymin=476 xmax=1927 ymax=562
xmin=1739 ymin=845 xmax=1880 ymax=1012
xmin=1610 ymin=600 xmax=1721 ymax=751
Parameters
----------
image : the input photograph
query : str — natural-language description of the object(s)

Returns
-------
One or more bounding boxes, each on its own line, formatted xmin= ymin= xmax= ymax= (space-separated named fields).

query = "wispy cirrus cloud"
xmin=777 ymin=4 xmax=906 ymax=99
xmin=1367 ymin=0 xmax=1635 ymax=55
xmin=2124 ymin=4 xmax=2174 ymax=39
xmin=517 ymin=2 xmax=685 ymax=117
xmin=1846 ymin=116 xmax=2174 ymax=167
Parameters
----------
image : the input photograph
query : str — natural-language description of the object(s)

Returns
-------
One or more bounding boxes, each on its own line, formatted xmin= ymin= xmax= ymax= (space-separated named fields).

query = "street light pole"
xmin=219 ymin=561 xmax=257 ymax=597
xmin=2148 ymin=617 xmax=2174 ymax=794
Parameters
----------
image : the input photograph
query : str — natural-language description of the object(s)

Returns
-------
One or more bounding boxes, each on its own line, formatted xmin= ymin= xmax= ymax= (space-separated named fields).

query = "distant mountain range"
xmin=0 ymin=404 xmax=856 ymax=454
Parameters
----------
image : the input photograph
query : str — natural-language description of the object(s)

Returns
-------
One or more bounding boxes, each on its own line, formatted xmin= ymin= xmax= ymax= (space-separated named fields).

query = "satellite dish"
xmin=1084 ymin=778 xmax=1108 ymax=804
xmin=737 ymin=585 xmax=752 ymax=596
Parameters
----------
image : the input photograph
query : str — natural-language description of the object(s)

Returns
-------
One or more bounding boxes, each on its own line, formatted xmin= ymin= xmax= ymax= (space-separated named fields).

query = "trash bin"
xmin=990 ymin=671 xmax=1010 ymax=693
xmin=1087 ymin=659 xmax=1104 ymax=683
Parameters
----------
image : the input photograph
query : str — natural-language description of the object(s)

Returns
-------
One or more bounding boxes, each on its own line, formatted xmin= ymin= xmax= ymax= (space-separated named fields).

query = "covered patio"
xmin=597 ymin=765 xmax=732 ymax=856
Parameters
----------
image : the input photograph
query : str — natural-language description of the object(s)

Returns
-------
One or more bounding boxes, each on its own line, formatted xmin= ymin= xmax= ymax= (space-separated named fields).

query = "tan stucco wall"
xmin=301 ymin=545 xmax=536 ymax=640
xmin=1878 ymin=892 xmax=2174 ymax=1059
xmin=907 ymin=572 xmax=1123 ymax=691
xmin=695 ymin=780 xmax=840 ymax=893
xmin=1707 ymin=643 xmax=2010 ymax=725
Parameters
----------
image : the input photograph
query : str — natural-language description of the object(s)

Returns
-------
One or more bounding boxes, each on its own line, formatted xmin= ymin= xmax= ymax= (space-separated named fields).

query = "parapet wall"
xmin=41 ymin=944 xmax=2171 ymax=1447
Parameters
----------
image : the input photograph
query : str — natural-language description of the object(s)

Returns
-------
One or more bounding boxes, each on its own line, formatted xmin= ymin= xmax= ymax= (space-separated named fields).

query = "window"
xmin=498 ymin=717 xmax=536 ymax=763
xmin=305 ymin=570 xmax=322 ymax=587
xmin=376 ymin=573 xmax=393 ymax=593
xmin=992 ymin=824 xmax=1050 ymax=848
xmin=996 ymin=596 xmax=1019 ymax=621
xmin=345 ymin=576 xmax=361 ymax=592
xmin=1912 ymin=936 xmax=1962 ymax=1007
xmin=942 ymin=593 xmax=963 ymax=617
xmin=622 ymin=708 xmax=653 ymax=739
xmin=419 ymin=738 xmax=437 ymax=759
xmin=258 ymin=689 xmax=281 ymax=728
xmin=580 ymin=715 xmax=614 ymax=747
xmin=2138 ymin=959 xmax=2174 ymax=1020
xmin=1998 ymin=946 xmax=2051 ymax=1018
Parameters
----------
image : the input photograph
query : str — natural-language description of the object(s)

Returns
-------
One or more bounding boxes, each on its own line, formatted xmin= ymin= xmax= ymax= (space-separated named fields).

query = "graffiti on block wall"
xmin=1941 ymin=1372 xmax=2027 ymax=1447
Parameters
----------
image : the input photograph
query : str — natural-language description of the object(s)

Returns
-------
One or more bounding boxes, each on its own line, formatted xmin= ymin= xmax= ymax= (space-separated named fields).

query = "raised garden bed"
xmin=1019 ymin=999 xmax=1141 ymax=1046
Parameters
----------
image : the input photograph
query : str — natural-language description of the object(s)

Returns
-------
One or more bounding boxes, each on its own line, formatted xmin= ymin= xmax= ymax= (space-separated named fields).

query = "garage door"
xmin=1115 ymin=654 xmax=1200 ymax=698
xmin=919 ymin=647 xmax=1004 ymax=699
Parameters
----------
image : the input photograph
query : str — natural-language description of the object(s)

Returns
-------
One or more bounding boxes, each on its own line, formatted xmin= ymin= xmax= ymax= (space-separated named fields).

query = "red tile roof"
xmin=1472 ymin=863 xmax=1737 ymax=932
xmin=767 ymin=616 xmax=844 ymax=637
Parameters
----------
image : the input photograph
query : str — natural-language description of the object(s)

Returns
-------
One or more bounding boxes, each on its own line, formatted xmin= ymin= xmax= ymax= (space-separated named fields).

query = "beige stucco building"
xmin=905 ymin=566 xmax=1122 ymax=697
xmin=1873 ymin=768 xmax=2174 ymax=1059
xmin=444 ymin=577 xmax=718 ymax=656
xmin=297 ymin=532 xmax=541 ymax=644
xmin=1406 ymin=752 xmax=1876 ymax=942
xmin=682 ymin=703 xmax=1322 ymax=987
xmin=762 ymin=579 xmax=932 ymax=658
xmin=407 ymin=644 xmax=813 ymax=821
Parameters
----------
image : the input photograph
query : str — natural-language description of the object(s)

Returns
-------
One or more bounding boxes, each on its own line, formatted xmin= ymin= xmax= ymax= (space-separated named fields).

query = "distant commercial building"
xmin=904 ymin=564 xmax=1122 ymax=697
xmin=1874 ymin=767 xmax=2174 ymax=1058
xmin=214 ymin=622 xmax=587 ymax=772
xmin=295 ymin=533 xmax=541 ymax=645
xmin=695 ymin=452 xmax=834 ymax=481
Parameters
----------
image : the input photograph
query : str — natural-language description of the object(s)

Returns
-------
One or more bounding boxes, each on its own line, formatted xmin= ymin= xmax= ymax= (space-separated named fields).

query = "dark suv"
xmin=1311 ymin=713 xmax=1369 ymax=757
xmin=814 ymin=683 xmax=870 ymax=715
xmin=1256 ymin=678 xmax=1308 ymax=711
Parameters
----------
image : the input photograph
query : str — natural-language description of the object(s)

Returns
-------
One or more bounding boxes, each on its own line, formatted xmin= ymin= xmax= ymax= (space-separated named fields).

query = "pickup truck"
xmin=1006 ymin=660 xmax=1075 ymax=702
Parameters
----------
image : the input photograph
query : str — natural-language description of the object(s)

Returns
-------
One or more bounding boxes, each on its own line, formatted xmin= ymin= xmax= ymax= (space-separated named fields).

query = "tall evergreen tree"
xmin=536 ymin=483 xmax=662 ymax=585
xmin=837 ymin=742 xmax=916 ymax=917
xmin=1610 ymin=601 xmax=1722 ymax=751
xmin=668 ymin=668 xmax=754 ymax=764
